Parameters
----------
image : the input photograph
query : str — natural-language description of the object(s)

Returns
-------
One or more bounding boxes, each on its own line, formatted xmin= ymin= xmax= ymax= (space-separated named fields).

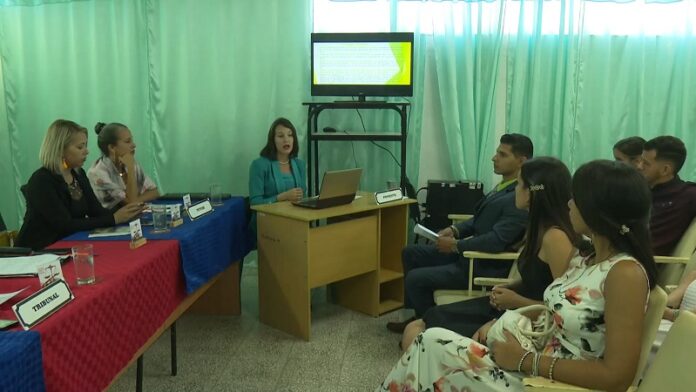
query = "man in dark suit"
xmin=387 ymin=134 xmax=532 ymax=333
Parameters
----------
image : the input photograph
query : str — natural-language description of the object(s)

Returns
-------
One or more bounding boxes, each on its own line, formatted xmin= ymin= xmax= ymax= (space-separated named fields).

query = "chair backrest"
xmin=637 ymin=311 xmax=696 ymax=391
xmin=633 ymin=286 xmax=668 ymax=386
xmin=0 ymin=231 xmax=18 ymax=247
xmin=657 ymin=217 xmax=696 ymax=287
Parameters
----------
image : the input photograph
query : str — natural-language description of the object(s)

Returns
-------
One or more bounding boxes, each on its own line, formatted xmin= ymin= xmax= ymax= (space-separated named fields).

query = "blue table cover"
xmin=0 ymin=331 xmax=45 ymax=392
xmin=64 ymin=197 xmax=253 ymax=294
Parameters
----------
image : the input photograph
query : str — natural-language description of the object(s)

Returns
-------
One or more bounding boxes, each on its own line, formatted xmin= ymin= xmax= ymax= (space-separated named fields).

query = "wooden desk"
xmin=252 ymin=192 xmax=414 ymax=340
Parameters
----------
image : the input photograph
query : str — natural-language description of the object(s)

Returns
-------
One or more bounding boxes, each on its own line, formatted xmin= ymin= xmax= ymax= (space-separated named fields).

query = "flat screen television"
xmin=311 ymin=32 xmax=414 ymax=100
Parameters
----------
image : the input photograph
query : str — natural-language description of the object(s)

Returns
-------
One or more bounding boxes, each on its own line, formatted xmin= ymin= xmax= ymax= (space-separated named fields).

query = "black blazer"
xmin=453 ymin=180 xmax=527 ymax=253
xmin=16 ymin=167 xmax=115 ymax=250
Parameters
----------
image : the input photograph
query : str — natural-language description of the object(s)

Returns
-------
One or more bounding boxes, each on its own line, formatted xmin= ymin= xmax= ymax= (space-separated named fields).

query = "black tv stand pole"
xmin=302 ymin=101 xmax=410 ymax=195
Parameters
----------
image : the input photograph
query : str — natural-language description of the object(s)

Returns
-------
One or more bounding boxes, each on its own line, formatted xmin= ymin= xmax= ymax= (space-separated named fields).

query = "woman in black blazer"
xmin=16 ymin=119 xmax=143 ymax=250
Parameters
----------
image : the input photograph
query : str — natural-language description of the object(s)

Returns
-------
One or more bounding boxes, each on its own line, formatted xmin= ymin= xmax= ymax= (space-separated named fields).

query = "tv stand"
xmin=333 ymin=99 xmax=386 ymax=104
xmin=302 ymin=101 xmax=409 ymax=195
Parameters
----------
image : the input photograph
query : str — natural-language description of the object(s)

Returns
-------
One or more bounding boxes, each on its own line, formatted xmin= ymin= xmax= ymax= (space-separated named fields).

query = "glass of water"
xmin=71 ymin=244 xmax=95 ymax=285
xmin=152 ymin=204 xmax=171 ymax=233
xmin=210 ymin=183 xmax=223 ymax=206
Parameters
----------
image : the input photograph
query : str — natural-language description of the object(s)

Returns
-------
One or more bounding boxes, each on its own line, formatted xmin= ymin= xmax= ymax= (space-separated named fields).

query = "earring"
xmin=61 ymin=159 xmax=69 ymax=170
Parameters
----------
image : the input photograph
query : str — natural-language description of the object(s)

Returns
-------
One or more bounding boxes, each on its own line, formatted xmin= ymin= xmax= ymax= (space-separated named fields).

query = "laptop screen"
xmin=318 ymin=168 xmax=362 ymax=199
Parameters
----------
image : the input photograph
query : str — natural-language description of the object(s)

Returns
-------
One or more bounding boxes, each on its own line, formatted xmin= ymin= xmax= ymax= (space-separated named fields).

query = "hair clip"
xmin=619 ymin=225 xmax=630 ymax=235
xmin=529 ymin=184 xmax=545 ymax=192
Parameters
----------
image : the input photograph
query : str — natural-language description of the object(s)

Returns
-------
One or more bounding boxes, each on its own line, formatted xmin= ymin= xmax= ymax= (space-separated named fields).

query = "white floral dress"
xmin=376 ymin=253 xmax=647 ymax=392
xmin=87 ymin=156 xmax=157 ymax=210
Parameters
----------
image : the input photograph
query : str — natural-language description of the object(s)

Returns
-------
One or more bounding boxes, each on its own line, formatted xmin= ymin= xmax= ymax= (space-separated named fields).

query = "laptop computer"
xmin=293 ymin=168 xmax=362 ymax=209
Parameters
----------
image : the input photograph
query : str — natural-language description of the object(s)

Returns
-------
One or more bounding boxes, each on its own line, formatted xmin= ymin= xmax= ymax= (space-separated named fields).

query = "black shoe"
xmin=386 ymin=316 xmax=417 ymax=334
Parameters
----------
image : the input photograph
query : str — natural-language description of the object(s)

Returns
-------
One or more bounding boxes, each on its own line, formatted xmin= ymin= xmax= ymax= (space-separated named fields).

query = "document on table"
xmin=0 ymin=254 xmax=67 ymax=277
xmin=414 ymin=224 xmax=439 ymax=242
xmin=0 ymin=287 xmax=29 ymax=306
xmin=88 ymin=225 xmax=131 ymax=238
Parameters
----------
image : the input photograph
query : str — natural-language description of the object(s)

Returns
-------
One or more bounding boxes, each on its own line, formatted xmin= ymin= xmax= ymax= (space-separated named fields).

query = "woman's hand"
xmin=113 ymin=202 xmax=144 ymax=224
xmin=119 ymin=152 xmax=136 ymax=169
xmin=489 ymin=331 xmax=525 ymax=371
xmin=490 ymin=287 xmax=523 ymax=311
xmin=278 ymin=188 xmax=303 ymax=202
xmin=471 ymin=319 xmax=497 ymax=345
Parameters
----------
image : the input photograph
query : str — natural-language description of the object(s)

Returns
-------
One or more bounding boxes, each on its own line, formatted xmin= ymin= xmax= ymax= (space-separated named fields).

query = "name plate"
xmin=187 ymin=199 xmax=213 ymax=220
xmin=12 ymin=279 xmax=74 ymax=330
xmin=375 ymin=189 xmax=404 ymax=204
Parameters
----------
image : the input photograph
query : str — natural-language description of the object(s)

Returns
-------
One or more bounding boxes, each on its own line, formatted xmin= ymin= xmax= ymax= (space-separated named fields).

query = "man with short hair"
xmin=386 ymin=134 xmax=532 ymax=333
xmin=638 ymin=136 xmax=696 ymax=255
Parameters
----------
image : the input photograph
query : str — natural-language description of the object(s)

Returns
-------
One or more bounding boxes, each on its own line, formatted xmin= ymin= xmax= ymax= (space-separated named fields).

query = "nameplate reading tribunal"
xmin=12 ymin=279 xmax=74 ymax=330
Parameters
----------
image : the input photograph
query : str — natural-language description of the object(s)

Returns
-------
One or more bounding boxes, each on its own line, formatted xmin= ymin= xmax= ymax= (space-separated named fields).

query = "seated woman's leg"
xmin=401 ymin=318 xmax=426 ymax=351
xmin=377 ymin=328 xmax=523 ymax=392
xmin=423 ymin=295 xmax=503 ymax=337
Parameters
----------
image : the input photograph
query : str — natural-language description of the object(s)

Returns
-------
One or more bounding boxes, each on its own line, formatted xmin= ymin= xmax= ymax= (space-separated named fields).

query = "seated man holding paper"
xmin=387 ymin=134 xmax=531 ymax=333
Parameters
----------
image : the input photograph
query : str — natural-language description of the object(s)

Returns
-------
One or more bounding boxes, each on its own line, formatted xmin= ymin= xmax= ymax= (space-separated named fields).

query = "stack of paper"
xmin=0 ymin=254 xmax=66 ymax=277
xmin=414 ymin=224 xmax=439 ymax=242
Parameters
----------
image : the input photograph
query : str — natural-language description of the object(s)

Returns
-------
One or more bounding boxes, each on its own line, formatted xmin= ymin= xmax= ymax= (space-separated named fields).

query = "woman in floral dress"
xmin=377 ymin=160 xmax=657 ymax=392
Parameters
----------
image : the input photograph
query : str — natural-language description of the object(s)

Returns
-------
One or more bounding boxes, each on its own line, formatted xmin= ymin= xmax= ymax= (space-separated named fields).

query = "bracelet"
xmin=548 ymin=357 xmax=560 ymax=381
xmin=517 ymin=351 xmax=533 ymax=372
xmin=450 ymin=225 xmax=460 ymax=238
xmin=532 ymin=353 xmax=541 ymax=376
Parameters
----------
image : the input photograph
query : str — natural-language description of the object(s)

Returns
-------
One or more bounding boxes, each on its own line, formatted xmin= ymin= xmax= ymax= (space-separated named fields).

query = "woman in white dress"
xmin=376 ymin=160 xmax=657 ymax=392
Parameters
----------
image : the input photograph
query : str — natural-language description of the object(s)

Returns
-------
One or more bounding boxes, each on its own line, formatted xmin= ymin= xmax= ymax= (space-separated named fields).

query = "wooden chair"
xmin=523 ymin=286 xmax=668 ymax=391
xmin=433 ymin=213 xmax=518 ymax=305
xmin=0 ymin=230 xmax=18 ymax=247
xmin=433 ymin=251 xmax=520 ymax=305
xmin=655 ymin=217 xmax=696 ymax=288
xmin=633 ymin=311 xmax=696 ymax=391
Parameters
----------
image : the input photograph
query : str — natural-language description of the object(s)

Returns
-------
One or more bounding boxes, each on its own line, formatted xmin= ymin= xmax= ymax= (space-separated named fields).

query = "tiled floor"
xmin=109 ymin=253 xmax=408 ymax=391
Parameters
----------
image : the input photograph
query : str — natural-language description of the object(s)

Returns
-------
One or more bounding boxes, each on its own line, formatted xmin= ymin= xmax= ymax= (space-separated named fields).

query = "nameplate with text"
xmin=375 ymin=189 xmax=404 ymax=205
xmin=187 ymin=199 xmax=213 ymax=220
xmin=12 ymin=279 xmax=74 ymax=330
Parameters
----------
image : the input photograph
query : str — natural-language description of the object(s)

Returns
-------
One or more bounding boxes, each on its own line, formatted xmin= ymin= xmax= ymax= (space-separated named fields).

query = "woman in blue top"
xmin=248 ymin=117 xmax=307 ymax=241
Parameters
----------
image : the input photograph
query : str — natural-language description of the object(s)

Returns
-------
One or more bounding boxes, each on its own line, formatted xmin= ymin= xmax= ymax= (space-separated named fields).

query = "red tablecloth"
xmin=0 ymin=240 xmax=186 ymax=392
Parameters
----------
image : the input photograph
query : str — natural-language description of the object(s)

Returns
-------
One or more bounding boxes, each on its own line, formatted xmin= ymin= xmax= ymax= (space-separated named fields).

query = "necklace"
xmin=278 ymin=160 xmax=290 ymax=165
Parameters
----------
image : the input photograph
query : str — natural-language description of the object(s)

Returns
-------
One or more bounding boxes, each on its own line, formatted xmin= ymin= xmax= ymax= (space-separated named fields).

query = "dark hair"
xmin=518 ymin=157 xmax=580 ymax=266
xmin=95 ymin=122 xmax=128 ymax=156
xmin=613 ymin=136 xmax=645 ymax=160
xmin=500 ymin=133 xmax=534 ymax=159
xmin=644 ymin=136 xmax=687 ymax=174
xmin=572 ymin=160 xmax=656 ymax=289
xmin=259 ymin=117 xmax=299 ymax=159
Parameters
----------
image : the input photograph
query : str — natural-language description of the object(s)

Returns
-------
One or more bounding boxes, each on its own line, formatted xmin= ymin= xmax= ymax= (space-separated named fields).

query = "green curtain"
xmin=394 ymin=0 xmax=508 ymax=185
xmin=0 ymin=0 xmax=311 ymax=230
xmin=506 ymin=0 xmax=696 ymax=179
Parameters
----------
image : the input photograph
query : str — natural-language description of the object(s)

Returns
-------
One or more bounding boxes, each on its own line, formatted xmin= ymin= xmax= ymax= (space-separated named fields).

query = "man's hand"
xmin=437 ymin=227 xmax=454 ymax=238
xmin=436 ymin=236 xmax=458 ymax=254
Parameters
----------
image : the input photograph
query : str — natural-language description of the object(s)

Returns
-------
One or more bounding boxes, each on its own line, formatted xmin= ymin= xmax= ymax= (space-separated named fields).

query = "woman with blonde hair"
xmin=16 ymin=119 xmax=142 ymax=250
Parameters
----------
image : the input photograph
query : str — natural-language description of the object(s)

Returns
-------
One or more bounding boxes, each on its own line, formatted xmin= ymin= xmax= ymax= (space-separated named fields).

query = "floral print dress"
xmin=376 ymin=252 xmax=647 ymax=392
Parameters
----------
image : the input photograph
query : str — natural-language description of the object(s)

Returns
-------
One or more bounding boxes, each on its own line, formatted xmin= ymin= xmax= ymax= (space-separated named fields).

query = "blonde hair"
xmin=39 ymin=119 xmax=88 ymax=173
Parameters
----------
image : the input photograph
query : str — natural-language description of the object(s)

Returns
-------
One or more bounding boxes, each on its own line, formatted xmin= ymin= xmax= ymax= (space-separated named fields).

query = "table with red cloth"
xmin=63 ymin=196 xmax=253 ymax=294
xmin=0 ymin=240 xmax=185 ymax=392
